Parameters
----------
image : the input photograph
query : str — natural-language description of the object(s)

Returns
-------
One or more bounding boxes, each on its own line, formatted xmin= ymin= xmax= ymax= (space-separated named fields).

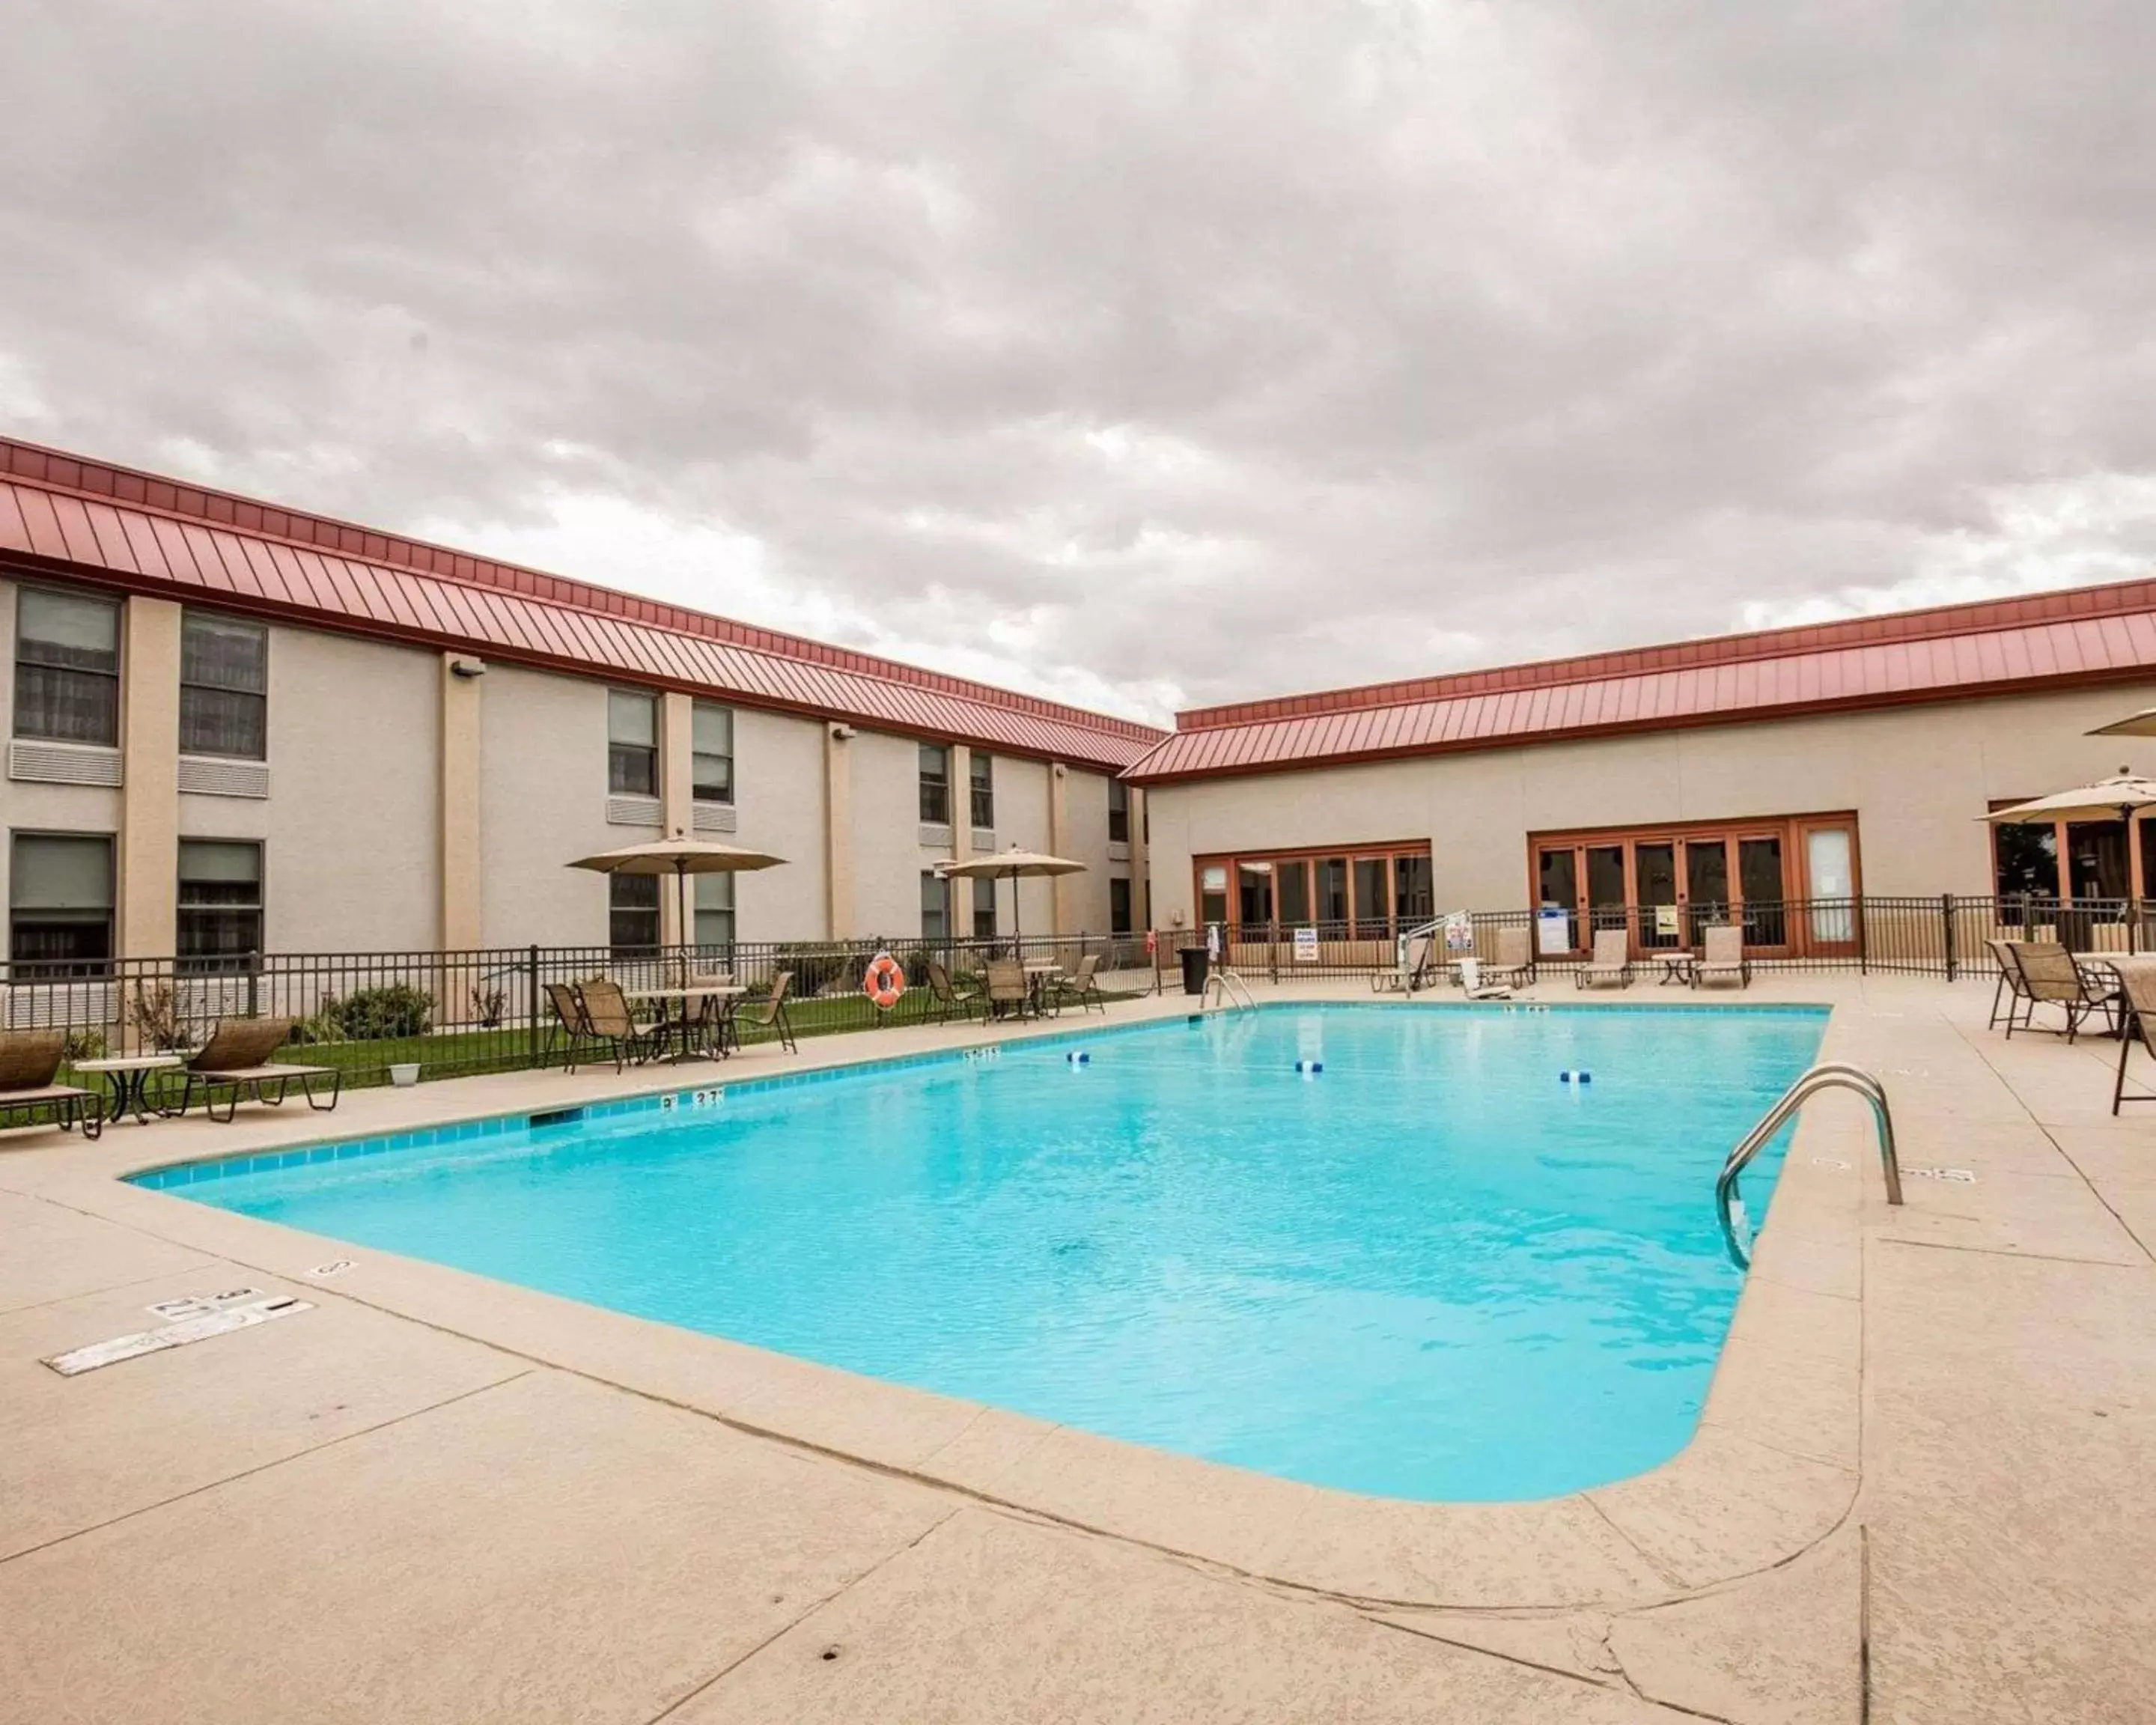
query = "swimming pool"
xmin=140 ymin=1003 xmax=1825 ymax=1501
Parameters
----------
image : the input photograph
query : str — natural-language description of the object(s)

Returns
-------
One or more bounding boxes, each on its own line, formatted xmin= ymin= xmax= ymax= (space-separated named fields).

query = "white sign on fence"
xmin=1292 ymin=927 xmax=1320 ymax=964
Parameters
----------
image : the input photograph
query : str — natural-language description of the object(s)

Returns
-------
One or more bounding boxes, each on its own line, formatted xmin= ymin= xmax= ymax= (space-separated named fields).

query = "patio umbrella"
xmin=1982 ymin=770 xmax=2156 ymax=827
xmin=2089 ymin=708 xmax=2156 ymax=738
xmin=935 ymin=846 xmax=1086 ymax=943
xmin=568 ymin=833 xmax=786 ymax=977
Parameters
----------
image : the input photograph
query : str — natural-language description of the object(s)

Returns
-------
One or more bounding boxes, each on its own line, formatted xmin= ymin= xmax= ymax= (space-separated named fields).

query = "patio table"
xmin=622 ymin=985 xmax=747 ymax=1060
xmin=71 ymin=1053 xmax=185 ymax=1125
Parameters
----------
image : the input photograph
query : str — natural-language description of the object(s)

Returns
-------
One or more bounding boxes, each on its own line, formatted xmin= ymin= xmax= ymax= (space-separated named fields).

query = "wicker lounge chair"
xmin=2001 ymin=943 xmax=2113 ymax=1043
xmin=925 ymin=959 xmax=982 ymax=1023
xmin=0 ymin=1029 xmax=103 ymax=1140
xmin=1373 ymin=931 xmax=1440 ymax=994
xmin=175 ymin=1018 xmax=339 ymax=1124
xmin=574 ymin=979 xmax=663 ymax=1070
xmin=1484 ymin=925 xmax=1537 ymax=989
xmin=1053 ymin=953 xmax=1106 ymax=1015
xmin=1693 ymin=924 xmax=1750 ymax=989
xmin=1575 ymin=928 xmax=1635 ymax=989
xmin=737 ymin=970 xmax=798 ymax=1053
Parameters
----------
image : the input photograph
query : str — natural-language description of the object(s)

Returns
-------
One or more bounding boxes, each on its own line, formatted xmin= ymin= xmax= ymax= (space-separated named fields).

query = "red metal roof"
xmin=1130 ymin=578 xmax=2156 ymax=783
xmin=0 ymin=436 xmax=1164 ymax=772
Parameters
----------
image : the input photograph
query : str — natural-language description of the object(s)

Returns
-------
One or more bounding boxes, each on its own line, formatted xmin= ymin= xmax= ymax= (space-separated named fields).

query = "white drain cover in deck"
xmin=43 ymin=1296 xmax=313 ymax=1377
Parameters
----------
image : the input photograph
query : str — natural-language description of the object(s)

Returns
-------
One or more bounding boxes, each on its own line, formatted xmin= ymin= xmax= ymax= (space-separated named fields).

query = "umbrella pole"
xmin=677 ymin=862 xmax=690 ymax=986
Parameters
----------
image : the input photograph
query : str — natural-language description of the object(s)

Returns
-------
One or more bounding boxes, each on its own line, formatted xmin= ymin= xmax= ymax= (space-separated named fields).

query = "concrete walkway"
xmin=3 ymin=976 xmax=2152 ymax=1722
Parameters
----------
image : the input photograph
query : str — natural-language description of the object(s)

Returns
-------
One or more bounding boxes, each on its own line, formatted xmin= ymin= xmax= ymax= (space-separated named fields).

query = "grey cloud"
xmin=4 ymin=1 xmax=2155 ymax=719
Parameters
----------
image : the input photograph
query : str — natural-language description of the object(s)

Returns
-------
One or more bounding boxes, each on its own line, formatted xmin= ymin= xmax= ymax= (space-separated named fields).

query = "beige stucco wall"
xmin=728 ymin=705 xmax=829 ymax=941
xmin=847 ymin=728 xmax=945 ymax=939
xmin=988 ymin=755 xmax=1056 ymax=936
xmin=1142 ymin=681 xmax=2156 ymax=925
xmin=1059 ymin=767 xmax=1119 ymax=935
xmin=477 ymin=665 xmax=619 ymax=949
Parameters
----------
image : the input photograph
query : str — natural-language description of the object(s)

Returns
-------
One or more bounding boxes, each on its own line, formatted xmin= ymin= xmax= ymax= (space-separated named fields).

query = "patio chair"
xmin=737 ymin=970 xmax=799 ymax=1053
xmin=1484 ymin=925 xmax=1537 ymax=989
xmin=0 ymin=1029 xmax=103 ymax=1140
xmin=682 ymin=974 xmax=739 ymax=1058
xmin=1985 ymin=938 xmax=2032 ymax=1031
xmin=541 ymin=982 xmax=598 ymax=1071
xmin=984 ymin=958 xmax=1031 ymax=1022
xmin=925 ymin=959 xmax=982 ymax=1024
xmin=1373 ymin=930 xmax=1440 ymax=994
xmin=1575 ymin=928 xmax=1635 ymax=990
xmin=574 ymin=978 xmax=664 ymax=1071
xmin=1053 ymin=953 xmax=1106 ymax=1015
xmin=2002 ymin=944 xmax=2115 ymax=1044
xmin=174 ymin=1018 xmax=340 ymax=1124
xmin=1692 ymin=924 xmax=1750 ymax=989
xmin=2110 ymin=966 xmax=2156 ymax=1114
xmin=1455 ymin=957 xmax=1511 ymax=1000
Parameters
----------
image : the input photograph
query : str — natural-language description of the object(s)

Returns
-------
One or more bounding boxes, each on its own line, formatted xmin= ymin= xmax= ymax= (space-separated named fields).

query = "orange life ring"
xmin=863 ymin=952 xmax=907 ymax=1009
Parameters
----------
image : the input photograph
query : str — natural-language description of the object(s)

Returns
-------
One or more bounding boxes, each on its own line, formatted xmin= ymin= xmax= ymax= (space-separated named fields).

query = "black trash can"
xmin=1180 ymin=944 xmax=1211 ymax=996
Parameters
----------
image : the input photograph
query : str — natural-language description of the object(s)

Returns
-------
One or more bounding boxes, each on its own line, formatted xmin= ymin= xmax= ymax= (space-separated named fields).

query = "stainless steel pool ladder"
xmin=1717 ymin=1063 xmax=1901 ymax=1268
xmin=1203 ymin=970 xmax=1256 ymax=1011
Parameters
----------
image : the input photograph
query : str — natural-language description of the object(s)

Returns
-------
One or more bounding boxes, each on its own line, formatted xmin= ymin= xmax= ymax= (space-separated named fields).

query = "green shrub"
xmin=298 ymin=984 xmax=435 ymax=1043
xmin=62 ymin=1029 xmax=107 ymax=1062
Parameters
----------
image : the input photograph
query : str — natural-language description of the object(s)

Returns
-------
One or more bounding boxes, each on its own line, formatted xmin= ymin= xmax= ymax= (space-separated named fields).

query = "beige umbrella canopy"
xmin=1982 ymin=770 xmax=2156 ymax=827
xmin=936 ymin=847 xmax=1085 ymax=942
xmin=2089 ymin=709 xmax=2156 ymax=738
xmin=569 ymin=834 xmax=786 ymax=967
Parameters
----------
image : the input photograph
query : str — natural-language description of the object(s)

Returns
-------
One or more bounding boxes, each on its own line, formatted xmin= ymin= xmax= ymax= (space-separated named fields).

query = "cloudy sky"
xmin=4 ymin=2 xmax=2154 ymax=722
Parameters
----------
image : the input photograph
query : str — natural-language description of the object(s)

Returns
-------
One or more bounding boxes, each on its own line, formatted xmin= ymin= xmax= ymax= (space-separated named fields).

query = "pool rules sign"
xmin=1293 ymin=927 xmax=1320 ymax=964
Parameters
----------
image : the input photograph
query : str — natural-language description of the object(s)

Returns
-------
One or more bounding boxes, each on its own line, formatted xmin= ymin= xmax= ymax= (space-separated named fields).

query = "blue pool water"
xmin=144 ymin=1004 xmax=1824 ymax=1501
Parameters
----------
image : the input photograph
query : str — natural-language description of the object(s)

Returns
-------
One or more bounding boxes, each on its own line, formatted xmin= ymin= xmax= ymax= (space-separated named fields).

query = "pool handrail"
xmin=1717 ymin=1062 xmax=1901 ymax=1267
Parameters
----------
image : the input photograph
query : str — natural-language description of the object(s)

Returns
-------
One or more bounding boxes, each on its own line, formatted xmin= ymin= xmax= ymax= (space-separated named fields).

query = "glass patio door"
xmin=1636 ymin=842 xmax=1679 ymax=948
xmin=1683 ymin=839 xmax=1731 ymax=944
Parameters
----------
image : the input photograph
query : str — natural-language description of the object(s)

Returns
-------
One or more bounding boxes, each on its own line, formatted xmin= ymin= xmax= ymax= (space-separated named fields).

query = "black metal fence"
xmin=1 ymin=932 xmax=1157 ymax=1091
xmin=1144 ymin=895 xmax=2144 ymax=988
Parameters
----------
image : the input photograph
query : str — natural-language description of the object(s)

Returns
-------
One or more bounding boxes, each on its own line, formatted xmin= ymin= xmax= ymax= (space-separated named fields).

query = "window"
xmin=1110 ymin=877 xmax=1133 ymax=935
xmin=179 ymin=612 xmax=267 ymax=759
xmin=1108 ymin=779 xmax=1130 ymax=845
xmin=177 ymin=839 xmax=263 ymax=971
xmin=609 ymin=874 xmax=660 ymax=952
xmin=972 ymin=876 xmax=996 ymax=940
xmin=608 ymin=690 xmax=659 ymax=797
xmin=1199 ymin=864 xmax=1228 ymax=926
xmin=969 ymin=752 xmax=994 ymax=830
xmin=919 ymin=745 xmax=951 ymax=825
xmin=1193 ymin=843 xmax=1432 ymax=937
xmin=8 ymin=833 xmax=113 ymax=972
xmin=13 ymin=588 xmax=120 ymax=746
xmin=694 ymin=872 xmax=735 ymax=948
xmin=920 ymin=869 xmax=950 ymax=941
xmin=692 ymin=702 xmax=734 ymax=804
xmin=1992 ymin=817 xmax=2059 ymax=900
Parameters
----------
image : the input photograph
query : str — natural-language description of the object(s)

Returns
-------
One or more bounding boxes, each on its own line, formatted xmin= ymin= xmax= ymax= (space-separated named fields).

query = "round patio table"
xmin=71 ymin=1053 xmax=184 ymax=1125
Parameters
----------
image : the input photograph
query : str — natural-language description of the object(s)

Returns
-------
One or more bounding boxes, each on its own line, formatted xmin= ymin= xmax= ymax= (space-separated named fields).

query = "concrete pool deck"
xmin=3 ymin=976 xmax=2152 ymax=1723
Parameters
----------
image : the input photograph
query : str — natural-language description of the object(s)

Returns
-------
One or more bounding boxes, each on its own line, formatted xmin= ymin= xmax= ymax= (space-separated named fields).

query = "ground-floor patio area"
xmin=3 ymin=973 xmax=2152 ymax=1723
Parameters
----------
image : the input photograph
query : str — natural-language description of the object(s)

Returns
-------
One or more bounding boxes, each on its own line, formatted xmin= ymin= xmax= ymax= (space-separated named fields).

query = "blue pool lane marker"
xmin=1295 ymin=1059 xmax=1324 ymax=1077
xmin=1559 ymin=1070 xmax=1592 ymax=1084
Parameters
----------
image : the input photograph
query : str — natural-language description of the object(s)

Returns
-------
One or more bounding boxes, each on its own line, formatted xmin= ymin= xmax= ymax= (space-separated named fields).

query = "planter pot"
xmin=389 ymin=1062 xmax=421 ymax=1088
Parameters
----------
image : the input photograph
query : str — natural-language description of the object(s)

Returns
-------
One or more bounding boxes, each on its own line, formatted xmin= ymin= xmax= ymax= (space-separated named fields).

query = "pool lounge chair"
xmin=925 ymin=959 xmax=982 ymax=1023
xmin=1575 ymin=928 xmax=1635 ymax=990
xmin=0 ymin=1029 xmax=103 ymax=1140
xmin=1373 ymin=931 xmax=1440 ymax=994
xmin=1692 ymin=924 xmax=1750 ymax=989
xmin=2001 ymin=943 xmax=2114 ymax=1044
xmin=1484 ymin=925 xmax=1537 ymax=989
xmin=174 ymin=1018 xmax=340 ymax=1124
xmin=1456 ymin=957 xmax=1511 ymax=1000
xmin=738 ymin=971 xmax=799 ymax=1053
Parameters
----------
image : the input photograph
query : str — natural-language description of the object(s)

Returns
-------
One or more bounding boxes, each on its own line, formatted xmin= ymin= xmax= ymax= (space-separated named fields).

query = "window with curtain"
xmin=919 ymin=745 xmax=951 ymax=824
xmin=13 ymin=588 xmax=120 ymax=746
xmin=692 ymin=702 xmax=734 ymax=803
xmin=177 ymin=839 xmax=264 ymax=971
xmin=920 ymin=870 xmax=950 ymax=940
xmin=694 ymin=871 xmax=735 ymax=947
xmin=969 ymin=752 xmax=994 ymax=829
xmin=8 ymin=832 xmax=114 ymax=970
xmin=609 ymin=874 xmax=660 ymax=952
xmin=1108 ymin=779 xmax=1130 ymax=844
xmin=178 ymin=612 xmax=268 ymax=759
xmin=608 ymin=691 xmax=659 ymax=796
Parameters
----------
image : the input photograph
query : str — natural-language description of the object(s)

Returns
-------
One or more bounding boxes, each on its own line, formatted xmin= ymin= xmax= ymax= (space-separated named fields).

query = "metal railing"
xmin=1716 ymin=1063 xmax=1901 ymax=1268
